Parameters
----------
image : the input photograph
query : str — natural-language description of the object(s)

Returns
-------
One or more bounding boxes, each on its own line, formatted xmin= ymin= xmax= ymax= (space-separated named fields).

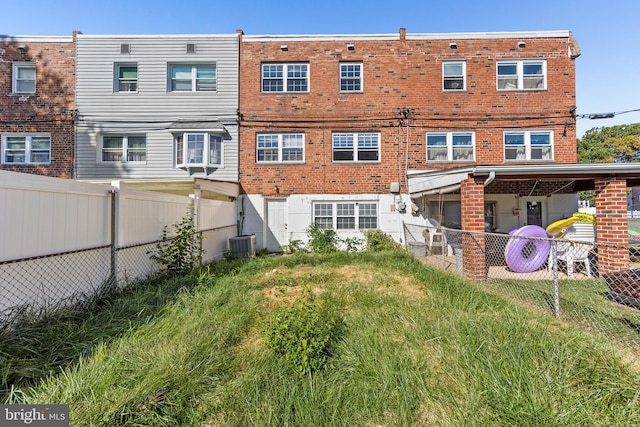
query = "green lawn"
xmin=3 ymin=251 xmax=640 ymax=426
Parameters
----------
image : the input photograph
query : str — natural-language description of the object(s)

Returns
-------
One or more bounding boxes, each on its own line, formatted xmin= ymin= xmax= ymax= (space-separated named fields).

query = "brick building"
xmin=0 ymin=33 xmax=77 ymax=178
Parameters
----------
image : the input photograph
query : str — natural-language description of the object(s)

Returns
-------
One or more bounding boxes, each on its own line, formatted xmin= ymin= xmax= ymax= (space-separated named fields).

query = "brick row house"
xmin=0 ymin=33 xmax=77 ymax=177
xmin=237 ymin=29 xmax=636 ymax=279
xmin=1 ymin=28 xmax=637 ymax=280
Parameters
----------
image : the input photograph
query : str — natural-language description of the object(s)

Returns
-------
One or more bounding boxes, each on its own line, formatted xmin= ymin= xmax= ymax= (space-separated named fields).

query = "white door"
xmin=265 ymin=198 xmax=287 ymax=252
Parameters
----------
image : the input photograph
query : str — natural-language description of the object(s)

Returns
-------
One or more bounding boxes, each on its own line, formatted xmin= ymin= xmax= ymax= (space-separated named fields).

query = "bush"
xmin=148 ymin=214 xmax=204 ymax=276
xmin=306 ymin=224 xmax=339 ymax=253
xmin=266 ymin=287 xmax=343 ymax=374
xmin=363 ymin=229 xmax=401 ymax=252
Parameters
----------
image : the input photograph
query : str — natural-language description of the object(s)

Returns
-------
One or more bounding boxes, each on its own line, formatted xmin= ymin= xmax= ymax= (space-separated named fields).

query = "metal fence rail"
xmin=404 ymin=222 xmax=640 ymax=352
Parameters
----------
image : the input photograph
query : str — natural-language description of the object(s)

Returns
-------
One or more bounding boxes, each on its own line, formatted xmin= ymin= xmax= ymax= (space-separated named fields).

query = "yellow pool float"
xmin=545 ymin=212 xmax=596 ymax=238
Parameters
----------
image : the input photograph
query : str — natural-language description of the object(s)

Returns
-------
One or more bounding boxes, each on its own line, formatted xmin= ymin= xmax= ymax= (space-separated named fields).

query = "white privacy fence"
xmin=0 ymin=171 xmax=237 ymax=325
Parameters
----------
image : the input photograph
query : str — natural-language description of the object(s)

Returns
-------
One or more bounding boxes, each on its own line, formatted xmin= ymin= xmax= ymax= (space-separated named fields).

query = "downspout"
xmin=483 ymin=171 xmax=495 ymax=187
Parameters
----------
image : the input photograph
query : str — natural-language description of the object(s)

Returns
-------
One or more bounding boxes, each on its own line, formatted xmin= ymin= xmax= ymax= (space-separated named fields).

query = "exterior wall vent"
xmin=228 ymin=235 xmax=256 ymax=258
xmin=120 ymin=44 xmax=131 ymax=54
xmin=186 ymin=43 xmax=196 ymax=54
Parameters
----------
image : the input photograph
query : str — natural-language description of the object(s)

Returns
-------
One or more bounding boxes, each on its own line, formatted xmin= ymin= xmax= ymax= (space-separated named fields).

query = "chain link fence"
xmin=0 ymin=226 xmax=235 ymax=329
xmin=404 ymin=222 xmax=640 ymax=352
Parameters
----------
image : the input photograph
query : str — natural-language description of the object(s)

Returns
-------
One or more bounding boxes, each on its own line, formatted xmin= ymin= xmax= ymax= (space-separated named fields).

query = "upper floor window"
xmin=443 ymin=61 xmax=465 ymax=91
xmin=504 ymin=130 xmax=553 ymax=161
xmin=426 ymin=132 xmax=474 ymax=162
xmin=257 ymin=133 xmax=304 ymax=163
xmin=262 ymin=63 xmax=309 ymax=93
xmin=175 ymin=133 xmax=223 ymax=167
xmin=101 ymin=135 xmax=146 ymax=162
xmin=313 ymin=201 xmax=378 ymax=230
xmin=497 ymin=60 xmax=546 ymax=90
xmin=1 ymin=134 xmax=50 ymax=164
xmin=115 ymin=63 xmax=138 ymax=92
xmin=13 ymin=63 xmax=36 ymax=94
xmin=332 ymin=132 xmax=380 ymax=162
xmin=340 ymin=63 xmax=362 ymax=92
xmin=169 ymin=64 xmax=216 ymax=92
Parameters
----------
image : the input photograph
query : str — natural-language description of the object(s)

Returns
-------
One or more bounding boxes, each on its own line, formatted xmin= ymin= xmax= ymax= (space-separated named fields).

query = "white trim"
xmin=406 ymin=30 xmax=571 ymax=40
xmin=1 ymin=133 xmax=51 ymax=165
xmin=0 ymin=36 xmax=73 ymax=42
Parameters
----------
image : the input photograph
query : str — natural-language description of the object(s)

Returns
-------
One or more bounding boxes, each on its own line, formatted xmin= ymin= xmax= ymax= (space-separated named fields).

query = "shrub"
xmin=306 ymin=224 xmax=339 ymax=253
xmin=266 ymin=287 xmax=343 ymax=374
xmin=363 ymin=229 xmax=401 ymax=252
xmin=148 ymin=214 xmax=204 ymax=276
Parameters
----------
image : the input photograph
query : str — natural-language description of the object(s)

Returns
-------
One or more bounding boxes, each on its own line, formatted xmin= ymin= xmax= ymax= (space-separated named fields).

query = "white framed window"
xmin=313 ymin=201 xmax=378 ymax=230
xmin=101 ymin=135 xmax=146 ymax=163
xmin=426 ymin=132 xmax=474 ymax=162
xmin=340 ymin=63 xmax=363 ymax=92
xmin=332 ymin=132 xmax=380 ymax=162
xmin=257 ymin=133 xmax=304 ymax=163
xmin=261 ymin=63 xmax=309 ymax=92
xmin=169 ymin=64 xmax=216 ymax=92
xmin=13 ymin=62 xmax=36 ymax=94
xmin=443 ymin=61 xmax=465 ymax=91
xmin=504 ymin=130 xmax=553 ymax=161
xmin=1 ymin=134 xmax=50 ymax=164
xmin=175 ymin=133 xmax=223 ymax=167
xmin=497 ymin=60 xmax=546 ymax=90
xmin=115 ymin=63 xmax=138 ymax=92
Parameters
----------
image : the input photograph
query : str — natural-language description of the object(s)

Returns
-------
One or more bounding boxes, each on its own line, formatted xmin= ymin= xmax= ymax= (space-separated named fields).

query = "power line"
xmin=576 ymin=108 xmax=640 ymax=120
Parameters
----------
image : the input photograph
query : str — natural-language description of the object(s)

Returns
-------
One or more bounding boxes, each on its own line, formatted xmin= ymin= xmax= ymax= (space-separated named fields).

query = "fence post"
xmin=109 ymin=187 xmax=118 ymax=290
xmin=551 ymin=238 xmax=560 ymax=319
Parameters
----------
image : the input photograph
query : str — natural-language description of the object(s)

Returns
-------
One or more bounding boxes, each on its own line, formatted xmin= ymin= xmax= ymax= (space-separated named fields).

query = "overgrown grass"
xmin=4 ymin=250 xmax=640 ymax=426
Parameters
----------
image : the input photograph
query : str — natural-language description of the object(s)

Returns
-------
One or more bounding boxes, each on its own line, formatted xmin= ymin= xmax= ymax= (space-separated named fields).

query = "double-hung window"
xmin=175 ymin=133 xmax=223 ymax=167
xmin=257 ymin=133 xmax=304 ymax=163
xmin=313 ymin=202 xmax=378 ymax=230
xmin=340 ymin=63 xmax=362 ymax=92
xmin=426 ymin=132 xmax=474 ymax=162
xmin=169 ymin=64 xmax=216 ymax=92
xmin=261 ymin=63 xmax=309 ymax=92
xmin=332 ymin=132 xmax=380 ymax=162
xmin=504 ymin=130 xmax=553 ymax=161
xmin=497 ymin=60 xmax=546 ymax=90
xmin=443 ymin=61 xmax=465 ymax=91
xmin=101 ymin=135 xmax=146 ymax=162
xmin=115 ymin=63 xmax=138 ymax=92
xmin=13 ymin=63 xmax=36 ymax=94
xmin=1 ymin=134 xmax=50 ymax=164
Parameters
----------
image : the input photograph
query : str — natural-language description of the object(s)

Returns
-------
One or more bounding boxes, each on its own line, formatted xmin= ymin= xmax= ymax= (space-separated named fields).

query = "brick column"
xmin=460 ymin=176 xmax=486 ymax=282
xmin=595 ymin=178 xmax=629 ymax=275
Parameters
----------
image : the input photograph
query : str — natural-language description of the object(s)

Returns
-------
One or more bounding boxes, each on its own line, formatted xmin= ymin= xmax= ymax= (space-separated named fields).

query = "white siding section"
xmin=76 ymin=34 xmax=239 ymax=182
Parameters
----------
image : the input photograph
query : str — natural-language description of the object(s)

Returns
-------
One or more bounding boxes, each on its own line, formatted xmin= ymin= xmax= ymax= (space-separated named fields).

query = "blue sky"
xmin=3 ymin=0 xmax=639 ymax=138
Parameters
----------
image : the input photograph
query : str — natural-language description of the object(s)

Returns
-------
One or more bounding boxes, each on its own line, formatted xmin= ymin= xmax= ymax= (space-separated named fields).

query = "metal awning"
xmin=168 ymin=120 xmax=226 ymax=133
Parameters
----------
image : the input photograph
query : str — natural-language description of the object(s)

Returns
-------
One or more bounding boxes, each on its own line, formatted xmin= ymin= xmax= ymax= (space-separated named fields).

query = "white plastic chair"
xmin=548 ymin=222 xmax=595 ymax=278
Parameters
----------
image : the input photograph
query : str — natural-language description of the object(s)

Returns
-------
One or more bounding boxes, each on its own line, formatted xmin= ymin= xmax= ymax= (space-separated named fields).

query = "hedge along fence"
xmin=0 ymin=171 xmax=237 ymax=326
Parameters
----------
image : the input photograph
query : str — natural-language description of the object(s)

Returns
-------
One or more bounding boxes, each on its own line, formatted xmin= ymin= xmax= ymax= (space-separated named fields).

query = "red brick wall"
xmin=595 ymin=178 xmax=629 ymax=274
xmin=239 ymin=31 xmax=578 ymax=196
xmin=461 ymin=176 xmax=487 ymax=281
xmin=0 ymin=34 xmax=76 ymax=178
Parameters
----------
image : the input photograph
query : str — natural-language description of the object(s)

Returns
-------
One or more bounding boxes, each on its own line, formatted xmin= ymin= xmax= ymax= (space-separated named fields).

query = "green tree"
xmin=577 ymin=123 xmax=640 ymax=163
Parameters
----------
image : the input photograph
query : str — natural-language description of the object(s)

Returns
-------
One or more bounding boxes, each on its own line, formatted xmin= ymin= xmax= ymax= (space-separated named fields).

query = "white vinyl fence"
xmin=0 ymin=171 xmax=237 ymax=324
